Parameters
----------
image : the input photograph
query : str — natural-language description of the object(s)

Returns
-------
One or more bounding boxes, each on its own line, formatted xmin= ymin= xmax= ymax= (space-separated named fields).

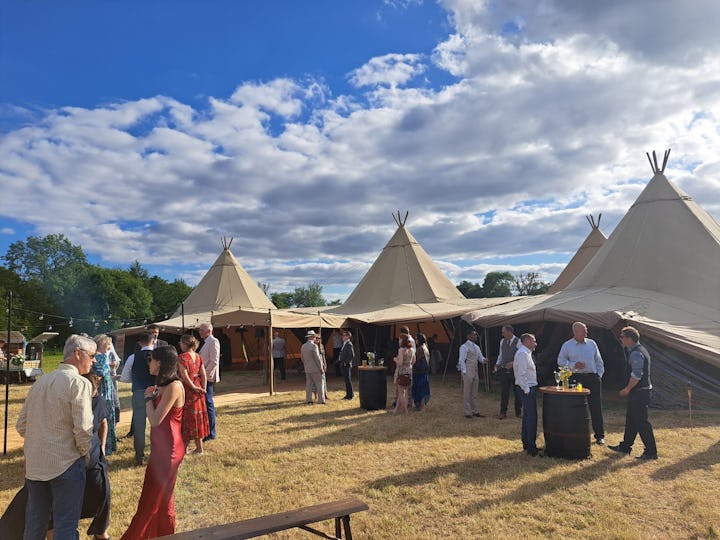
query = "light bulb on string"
xmin=48 ymin=325 xmax=52 ymax=330
xmin=69 ymin=318 xmax=74 ymax=328
xmin=39 ymin=314 xmax=44 ymax=320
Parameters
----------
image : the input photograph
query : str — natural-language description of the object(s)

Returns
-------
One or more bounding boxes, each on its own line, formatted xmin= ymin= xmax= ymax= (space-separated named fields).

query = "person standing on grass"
xmin=411 ymin=333 xmax=431 ymax=412
xmin=339 ymin=330 xmax=355 ymax=400
xmin=177 ymin=334 xmax=209 ymax=455
xmin=93 ymin=334 xmax=118 ymax=456
xmin=272 ymin=330 xmax=287 ymax=380
xmin=121 ymin=346 xmax=186 ymax=539
xmin=609 ymin=326 xmax=658 ymax=460
xmin=198 ymin=322 xmax=220 ymax=442
xmin=315 ymin=333 xmax=330 ymax=401
xmin=301 ymin=330 xmax=325 ymax=404
xmin=514 ymin=333 xmax=540 ymax=457
xmin=557 ymin=321 xmax=606 ymax=445
xmin=16 ymin=334 xmax=95 ymax=539
xmin=493 ymin=325 xmax=522 ymax=419
xmin=393 ymin=338 xmax=415 ymax=415
xmin=129 ymin=332 xmax=156 ymax=465
xmin=458 ymin=330 xmax=486 ymax=418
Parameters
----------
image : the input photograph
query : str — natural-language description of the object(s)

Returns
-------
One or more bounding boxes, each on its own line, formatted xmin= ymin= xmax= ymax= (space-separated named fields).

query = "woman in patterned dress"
xmin=177 ymin=334 xmax=209 ymax=454
xmin=93 ymin=334 xmax=118 ymax=456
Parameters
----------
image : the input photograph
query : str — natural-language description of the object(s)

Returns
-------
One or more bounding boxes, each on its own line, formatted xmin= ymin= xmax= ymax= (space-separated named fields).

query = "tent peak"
xmin=221 ymin=236 xmax=234 ymax=250
xmin=646 ymin=148 xmax=670 ymax=174
xmin=586 ymin=214 xmax=602 ymax=230
xmin=392 ymin=210 xmax=409 ymax=227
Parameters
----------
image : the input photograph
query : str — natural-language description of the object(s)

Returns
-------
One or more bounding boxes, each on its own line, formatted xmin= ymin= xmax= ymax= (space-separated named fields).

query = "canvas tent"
xmin=323 ymin=212 xmax=524 ymax=325
xmin=547 ymin=215 xmax=606 ymax=293
xmin=464 ymin=151 xmax=720 ymax=407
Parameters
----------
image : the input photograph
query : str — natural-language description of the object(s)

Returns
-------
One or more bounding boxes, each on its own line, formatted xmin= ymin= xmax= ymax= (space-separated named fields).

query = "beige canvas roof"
xmin=323 ymin=215 xmax=523 ymax=324
xmin=465 ymin=154 xmax=720 ymax=367
xmin=547 ymin=215 xmax=606 ymax=293
xmin=154 ymin=241 xmax=275 ymax=330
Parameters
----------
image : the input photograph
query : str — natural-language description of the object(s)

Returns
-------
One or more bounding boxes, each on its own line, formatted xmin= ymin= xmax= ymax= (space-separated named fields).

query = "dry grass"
xmin=2 ymin=370 xmax=719 ymax=539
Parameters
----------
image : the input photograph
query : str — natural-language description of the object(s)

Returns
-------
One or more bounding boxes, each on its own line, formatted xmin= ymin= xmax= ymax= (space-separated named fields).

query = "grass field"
xmin=1 ymin=368 xmax=719 ymax=539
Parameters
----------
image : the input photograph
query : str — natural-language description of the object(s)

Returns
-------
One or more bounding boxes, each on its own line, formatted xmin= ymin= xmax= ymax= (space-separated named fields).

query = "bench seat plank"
xmin=157 ymin=498 xmax=368 ymax=540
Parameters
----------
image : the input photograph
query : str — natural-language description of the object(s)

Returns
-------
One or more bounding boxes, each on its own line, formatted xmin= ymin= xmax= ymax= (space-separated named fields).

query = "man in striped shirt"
xmin=16 ymin=334 xmax=96 ymax=539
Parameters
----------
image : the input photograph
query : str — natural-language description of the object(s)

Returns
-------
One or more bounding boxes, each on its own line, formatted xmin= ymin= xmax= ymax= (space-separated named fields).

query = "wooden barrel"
xmin=541 ymin=387 xmax=591 ymax=459
xmin=358 ymin=367 xmax=387 ymax=410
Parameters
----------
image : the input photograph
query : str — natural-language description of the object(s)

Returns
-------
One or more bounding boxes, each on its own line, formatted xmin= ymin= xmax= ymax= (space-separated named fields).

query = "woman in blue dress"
xmin=93 ymin=334 xmax=118 ymax=456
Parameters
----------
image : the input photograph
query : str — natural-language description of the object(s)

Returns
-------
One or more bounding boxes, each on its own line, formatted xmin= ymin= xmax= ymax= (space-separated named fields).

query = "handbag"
xmin=396 ymin=373 xmax=411 ymax=386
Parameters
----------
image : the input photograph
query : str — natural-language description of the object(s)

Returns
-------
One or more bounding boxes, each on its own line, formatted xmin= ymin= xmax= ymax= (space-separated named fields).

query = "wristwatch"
xmin=145 ymin=396 xmax=154 ymax=403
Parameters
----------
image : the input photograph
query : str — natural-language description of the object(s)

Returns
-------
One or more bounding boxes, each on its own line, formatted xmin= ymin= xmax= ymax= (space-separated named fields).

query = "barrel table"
xmin=358 ymin=366 xmax=387 ymax=410
xmin=540 ymin=386 xmax=592 ymax=459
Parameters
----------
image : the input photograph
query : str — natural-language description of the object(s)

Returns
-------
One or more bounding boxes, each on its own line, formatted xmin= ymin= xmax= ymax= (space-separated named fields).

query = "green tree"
xmin=457 ymin=280 xmax=484 ymax=298
xmin=480 ymin=271 xmax=514 ymax=297
xmin=271 ymin=292 xmax=293 ymax=309
xmin=513 ymin=272 xmax=551 ymax=296
xmin=270 ymin=283 xmax=329 ymax=308
xmin=145 ymin=276 xmax=192 ymax=320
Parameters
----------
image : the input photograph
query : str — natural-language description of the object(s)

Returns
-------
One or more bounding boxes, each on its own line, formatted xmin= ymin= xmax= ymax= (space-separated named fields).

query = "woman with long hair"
xmin=392 ymin=338 xmax=415 ymax=415
xmin=93 ymin=334 xmax=118 ymax=456
xmin=177 ymin=334 xmax=209 ymax=455
xmin=121 ymin=346 xmax=186 ymax=539
xmin=412 ymin=333 xmax=431 ymax=412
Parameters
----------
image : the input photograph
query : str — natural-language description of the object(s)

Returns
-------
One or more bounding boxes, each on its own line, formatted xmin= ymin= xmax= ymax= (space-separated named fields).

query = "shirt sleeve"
xmin=120 ymin=354 xmax=134 ymax=383
xmin=557 ymin=342 xmax=569 ymax=368
xmin=16 ymin=401 xmax=28 ymax=437
xmin=72 ymin=378 xmax=94 ymax=457
xmin=514 ymin=351 xmax=529 ymax=394
xmin=594 ymin=342 xmax=605 ymax=378
xmin=629 ymin=350 xmax=645 ymax=380
xmin=458 ymin=344 xmax=467 ymax=373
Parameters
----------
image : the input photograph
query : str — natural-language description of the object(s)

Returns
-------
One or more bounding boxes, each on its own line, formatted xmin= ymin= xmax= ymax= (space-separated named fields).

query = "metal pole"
xmin=268 ymin=309 xmax=274 ymax=396
xmin=4 ymin=290 xmax=12 ymax=455
xmin=181 ymin=303 xmax=185 ymax=334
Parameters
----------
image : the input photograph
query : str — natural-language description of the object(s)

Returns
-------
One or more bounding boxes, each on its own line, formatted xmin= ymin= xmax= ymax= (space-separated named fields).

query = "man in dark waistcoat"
xmin=609 ymin=326 xmax=658 ymax=460
xmin=493 ymin=325 xmax=522 ymax=419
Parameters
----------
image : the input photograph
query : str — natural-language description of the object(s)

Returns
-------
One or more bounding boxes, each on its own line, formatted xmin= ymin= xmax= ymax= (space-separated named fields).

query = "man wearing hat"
xmin=301 ymin=330 xmax=325 ymax=404
xmin=458 ymin=330 xmax=487 ymax=418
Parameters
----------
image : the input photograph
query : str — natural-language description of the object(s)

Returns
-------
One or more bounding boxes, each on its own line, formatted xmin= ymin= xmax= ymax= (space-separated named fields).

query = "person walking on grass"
xmin=609 ymin=326 xmax=658 ymax=460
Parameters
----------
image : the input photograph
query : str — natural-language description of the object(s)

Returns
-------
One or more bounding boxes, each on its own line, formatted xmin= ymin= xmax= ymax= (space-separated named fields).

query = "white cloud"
xmin=349 ymin=53 xmax=427 ymax=88
xmin=1 ymin=1 xmax=720 ymax=298
xmin=1 ymin=227 xmax=15 ymax=235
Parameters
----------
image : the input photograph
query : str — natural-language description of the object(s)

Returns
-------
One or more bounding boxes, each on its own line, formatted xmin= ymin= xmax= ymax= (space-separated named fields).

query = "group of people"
xmin=458 ymin=322 xmax=657 ymax=460
xmin=4 ymin=321 xmax=223 ymax=539
xmin=299 ymin=329 xmax=355 ymax=404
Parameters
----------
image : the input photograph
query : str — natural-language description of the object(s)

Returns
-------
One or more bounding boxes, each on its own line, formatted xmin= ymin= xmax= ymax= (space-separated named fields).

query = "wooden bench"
xmin=158 ymin=497 xmax=369 ymax=540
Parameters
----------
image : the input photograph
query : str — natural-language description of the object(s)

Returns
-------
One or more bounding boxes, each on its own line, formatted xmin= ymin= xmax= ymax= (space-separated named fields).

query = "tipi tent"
xmin=547 ymin=215 xmax=606 ymax=293
xmin=464 ymin=151 xmax=720 ymax=407
xmin=160 ymin=237 xmax=275 ymax=330
xmin=324 ymin=212 xmax=524 ymax=325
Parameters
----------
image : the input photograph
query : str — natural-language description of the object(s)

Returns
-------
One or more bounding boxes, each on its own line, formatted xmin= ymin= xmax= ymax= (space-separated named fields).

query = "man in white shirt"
xmin=557 ymin=321 xmax=606 ymax=445
xmin=457 ymin=330 xmax=486 ymax=418
xmin=199 ymin=322 xmax=220 ymax=441
xmin=513 ymin=333 xmax=539 ymax=456
xmin=272 ymin=330 xmax=287 ymax=380
xmin=16 ymin=334 xmax=96 ymax=538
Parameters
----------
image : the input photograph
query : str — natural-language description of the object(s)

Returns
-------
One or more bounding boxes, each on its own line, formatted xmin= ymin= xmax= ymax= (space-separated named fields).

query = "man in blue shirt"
xmin=557 ymin=321 xmax=605 ymax=445
xmin=609 ymin=326 xmax=658 ymax=460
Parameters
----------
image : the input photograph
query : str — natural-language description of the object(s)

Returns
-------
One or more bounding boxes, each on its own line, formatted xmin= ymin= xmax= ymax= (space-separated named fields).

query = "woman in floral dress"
xmin=177 ymin=334 xmax=209 ymax=454
xmin=93 ymin=334 xmax=117 ymax=456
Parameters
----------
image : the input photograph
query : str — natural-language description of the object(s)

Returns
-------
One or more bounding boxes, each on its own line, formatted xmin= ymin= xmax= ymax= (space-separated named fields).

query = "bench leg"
xmin=342 ymin=515 xmax=353 ymax=540
xmin=335 ymin=517 xmax=342 ymax=539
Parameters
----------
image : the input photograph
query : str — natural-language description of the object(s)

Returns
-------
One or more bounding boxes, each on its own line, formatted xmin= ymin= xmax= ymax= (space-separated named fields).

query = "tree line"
xmin=0 ymin=234 xmax=192 ymax=341
xmin=456 ymin=271 xmax=551 ymax=298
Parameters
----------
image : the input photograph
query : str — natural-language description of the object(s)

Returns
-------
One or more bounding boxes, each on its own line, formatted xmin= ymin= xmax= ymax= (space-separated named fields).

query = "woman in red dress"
xmin=121 ymin=346 xmax=186 ymax=540
xmin=177 ymin=334 xmax=210 ymax=454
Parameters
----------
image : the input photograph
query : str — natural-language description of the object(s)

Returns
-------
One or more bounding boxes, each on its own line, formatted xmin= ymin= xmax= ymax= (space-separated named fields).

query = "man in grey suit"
xmin=301 ymin=330 xmax=325 ymax=404
xmin=338 ymin=330 xmax=355 ymax=400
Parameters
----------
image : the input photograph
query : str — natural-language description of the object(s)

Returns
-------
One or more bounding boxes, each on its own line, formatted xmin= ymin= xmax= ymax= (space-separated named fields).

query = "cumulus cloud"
xmin=1 ymin=1 xmax=719 ymax=294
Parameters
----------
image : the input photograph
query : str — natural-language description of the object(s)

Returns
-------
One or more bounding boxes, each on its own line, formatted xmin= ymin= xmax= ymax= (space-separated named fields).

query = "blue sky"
xmin=2 ymin=0 xmax=720 ymax=301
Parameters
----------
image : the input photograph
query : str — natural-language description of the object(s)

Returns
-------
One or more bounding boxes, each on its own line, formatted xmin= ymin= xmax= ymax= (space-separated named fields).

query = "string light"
xmin=39 ymin=314 xmax=44 ymax=320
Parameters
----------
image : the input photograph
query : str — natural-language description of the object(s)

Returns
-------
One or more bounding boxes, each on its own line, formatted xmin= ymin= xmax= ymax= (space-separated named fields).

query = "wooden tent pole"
xmin=441 ymin=318 xmax=456 ymax=384
xmin=483 ymin=327 xmax=490 ymax=392
xmin=268 ymin=309 xmax=274 ymax=396
xmin=3 ymin=290 xmax=12 ymax=455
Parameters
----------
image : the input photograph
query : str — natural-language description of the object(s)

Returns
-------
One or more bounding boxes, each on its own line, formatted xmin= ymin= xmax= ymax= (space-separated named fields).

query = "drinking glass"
xmin=554 ymin=371 xmax=561 ymax=388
